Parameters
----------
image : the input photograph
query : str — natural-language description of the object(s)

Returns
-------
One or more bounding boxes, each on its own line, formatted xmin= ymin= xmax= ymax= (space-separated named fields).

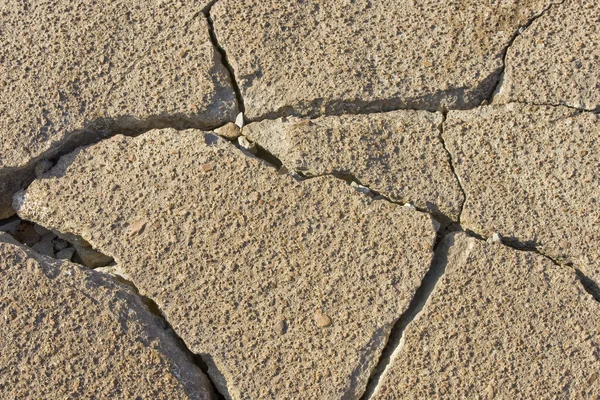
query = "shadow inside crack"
xmin=360 ymin=231 xmax=455 ymax=399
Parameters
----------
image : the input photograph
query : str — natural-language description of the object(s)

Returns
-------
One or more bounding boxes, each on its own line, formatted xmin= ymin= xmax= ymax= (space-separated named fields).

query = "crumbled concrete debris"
xmin=0 ymin=218 xmax=20 ymax=235
xmin=350 ymin=181 xmax=372 ymax=196
xmin=496 ymin=0 xmax=600 ymax=111
xmin=31 ymin=238 xmax=55 ymax=258
xmin=215 ymin=122 xmax=241 ymax=140
xmin=0 ymin=233 xmax=214 ymax=399
xmin=235 ymin=112 xmax=245 ymax=128
xmin=488 ymin=232 xmax=503 ymax=244
xmin=17 ymin=128 xmax=438 ymax=400
xmin=212 ymin=0 xmax=557 ymax=119
xmin=55 ymin=247 xmax=75 ymax=261
xmin=33 ymin=224 xmax=51 ymax=236
xmin=445 ymin=104 xmax=600 ymax=283
xmin=237 ymin=136 xmax=258 ymax=154
xmin=373 ymin=233 xmax=600 ymax=399
xmin=73 ymin=244 xmax=114 ymax=269
xmin=53 ymin=237 xmax=69 ymax=252
xmin=0 ymin=0 xmax=238 ymax=218
xmin=243 ymin=111 xmax=464 ymax=220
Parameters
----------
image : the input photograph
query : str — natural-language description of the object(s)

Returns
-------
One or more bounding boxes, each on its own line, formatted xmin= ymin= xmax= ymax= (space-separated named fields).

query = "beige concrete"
xmin=373 ymin=233 xmax=600 ymax=399
xmin=211 ymin=0 xmax=557 ymax=120
xmin=17 ymin=128 xmax=439 ymax=399
xmin=243 ymin=110 xmax=464 ymax=220
xmin=445 ymin=103 xmax=600 ymax=283
xmin=0 ymin=233 xmax=214 ymax=399
xmin=496 ymin=0 xmax=600 ymax=111
xmin=0 ymin=0 xmax=238 ymax=218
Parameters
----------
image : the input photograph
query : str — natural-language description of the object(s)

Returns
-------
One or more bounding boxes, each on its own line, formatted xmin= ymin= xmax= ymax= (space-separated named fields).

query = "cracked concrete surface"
xmin=16 ymin=129 xmax=439 ymax=399
xmin=242 ymin=111 xmax=464 ymax=221
xmin=496 ymin=0 xmax=600 ymax=111
xmin=0 ymin=233 xmax=214 ymax=399
xmin=0 ymin=0 xmax=238 ymax=219
xmin=2 ymin=0 xmax=600 ymax=398
xmin=211 ymin=0 xmax=558 ymax=120
xmin=445 ymin=103 xmax=600 ymax=284
xmin=372 ymin=233 xmax=600 ymax=399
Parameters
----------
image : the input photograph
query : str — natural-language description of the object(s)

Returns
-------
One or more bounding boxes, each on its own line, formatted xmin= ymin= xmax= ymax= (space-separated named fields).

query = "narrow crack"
xmin=108 ymin=274 xmax=228 ymax=400
xmin=488 ymin=0 xmax=566 ymax=103
xmin=360 ymin=229 xmax=455 ymax=399
xmin=204 ymin=5 xmax=246 ymax=116
xmin=437 ymin=110 xmax=467 ymax=224
xmin=0 ymin=215 xmax=228 ymax=399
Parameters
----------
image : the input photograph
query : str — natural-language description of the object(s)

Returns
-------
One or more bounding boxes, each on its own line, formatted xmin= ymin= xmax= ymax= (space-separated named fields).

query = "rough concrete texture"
xmin=373 ymin=233 xmax=600 ymax=399
xmin=211 ymin=0 xmax=558 ymax=120
xmin=496 ymin=0 xmax=600 ymax=111
xmin=445 ymin=104 xmax=600 ymax=283
xmin=0 ymin=233 xmax=214 ymax=399
xmin=0 ymin=0 xmax=238 ymax=219
xmin=16 ymin=129 xmax=439 ymax=399
xmin=243 ymin=110 xmax=464 ymax=220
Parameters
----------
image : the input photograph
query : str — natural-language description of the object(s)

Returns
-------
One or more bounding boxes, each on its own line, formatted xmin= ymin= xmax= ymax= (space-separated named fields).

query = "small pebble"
xmin=314 ymin=310 xmax=332 ymax=328
xmin=34 ymin=160 xmax=53 ymax=178
xmin=201 ymin=163 xmax=213 ymax=173
xmin=214 ymin=122 xmax=241 ymax=140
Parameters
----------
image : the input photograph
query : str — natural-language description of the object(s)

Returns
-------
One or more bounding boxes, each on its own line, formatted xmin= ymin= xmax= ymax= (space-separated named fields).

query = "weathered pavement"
xmin=1 ymin=0 xmax=599 ymax=398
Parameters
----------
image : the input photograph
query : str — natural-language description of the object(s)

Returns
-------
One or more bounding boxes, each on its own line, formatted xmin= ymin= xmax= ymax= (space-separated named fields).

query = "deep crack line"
xmin=360 ymin=232 xmax=455 ymax=400
xmin=204 ymin=5 xmax=246 ymax=116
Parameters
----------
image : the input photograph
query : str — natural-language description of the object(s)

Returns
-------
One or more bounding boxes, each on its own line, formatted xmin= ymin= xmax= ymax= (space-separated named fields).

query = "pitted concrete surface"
xmin=496 ymin=0 xmax=600 ymax=111
xmin=2 ymin=0 xmax=600 ymax=398
xmin=445 ymin=104 xmax=600 ymax=284
xmin=16 ymin=129 xmax=438 ymax=399
xmin=211 ymin=0 xmax=557 ymax=119
xmin=0 ymin=0 xmax=238 ymax=218
xmin=372 ymin=233 xmax=600 ymax=399
xmin=243 ymin=111 xmax=463 ymax=220
xmin=0 ymin=233 xmax=214 ymax=399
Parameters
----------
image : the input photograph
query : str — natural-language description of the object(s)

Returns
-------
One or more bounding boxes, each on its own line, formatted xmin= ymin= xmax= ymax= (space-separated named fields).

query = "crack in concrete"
xmin=205 ymin=4 xmax=246 ymax=117
xmin=437 ymin=110 xmax=467 ymax=224
xmin=6 ymin=100 xmax=599 ymax=400
xmin=359 ymin=228 xmax=456 ymax=399
xmin=488 ymin=0 xmax=567 ymax=103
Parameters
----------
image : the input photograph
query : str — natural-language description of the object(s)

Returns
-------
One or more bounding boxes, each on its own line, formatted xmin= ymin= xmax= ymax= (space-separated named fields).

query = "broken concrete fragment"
xmin=55 ymin=247 xmax=75 ymax=261
xmin=212 ymin=0 xmax=557 ymax=120
xmin=214 ymin=122 xmax=241 ymax=140
xmin=237 ymin=136 xmax=258 ymax=154
xmin=17 ymin=128 xmax=438 ymax=400
xmin=31 ymin=240 xmax=55 ymax=258
xmin=0 ymin=233 xmax=214 ymax=399
xmin=0 ymin=0 xmax=239 ymax=218
xmin=445 ymin=104 xmax=600 ymax=283
xmin=496 ymin=0 xmax=600 ymax=111
xmin=243 ymin=111 xmax=464 ymax=220
xmin=73 ymin=244 xmax=114 ymax=269
xmin=373 ymin=233 xmax=600 ymax=399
